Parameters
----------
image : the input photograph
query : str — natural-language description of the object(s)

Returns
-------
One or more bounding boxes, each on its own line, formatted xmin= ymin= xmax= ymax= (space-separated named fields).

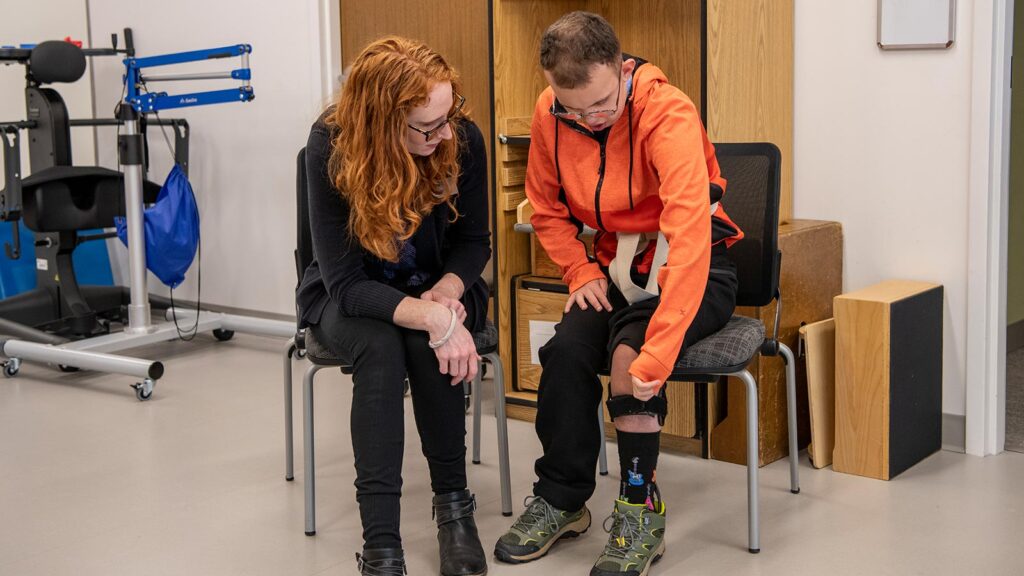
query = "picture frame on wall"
xmin=877 ymin=0 xmax=956 ymax=50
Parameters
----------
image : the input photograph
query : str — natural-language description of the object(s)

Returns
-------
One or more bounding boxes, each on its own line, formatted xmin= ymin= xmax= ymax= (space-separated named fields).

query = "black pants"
xmin=532 ymin=248 xmax=738 ymax=512
xmin=311 ymin=299 xmax=480 ymax=550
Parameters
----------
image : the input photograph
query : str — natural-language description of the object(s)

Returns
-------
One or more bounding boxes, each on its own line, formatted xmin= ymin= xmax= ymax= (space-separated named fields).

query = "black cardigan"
xmin=296 ymin=116 xmax=491 ymax=330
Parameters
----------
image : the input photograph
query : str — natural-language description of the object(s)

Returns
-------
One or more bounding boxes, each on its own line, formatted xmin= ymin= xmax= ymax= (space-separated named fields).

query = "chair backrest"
xmin=295 ymin=147 xmax=313 ymax=286
xmin=714 ymin=142 xmax=782 ymax=308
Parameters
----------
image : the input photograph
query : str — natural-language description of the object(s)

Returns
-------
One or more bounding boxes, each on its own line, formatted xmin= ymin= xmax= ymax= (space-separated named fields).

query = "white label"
xmin=528 ymin=320 xmax=558 ymax=365
xmin=36 ymin=258 xmax=48 ymax=271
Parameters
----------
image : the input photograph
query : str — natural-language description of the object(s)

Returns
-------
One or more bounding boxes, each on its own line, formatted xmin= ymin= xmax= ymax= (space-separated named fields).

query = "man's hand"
xmin=631 ymin=375 xmax=661 ymax=401
xmin=565 ymin=277 xmax=613 ymax=313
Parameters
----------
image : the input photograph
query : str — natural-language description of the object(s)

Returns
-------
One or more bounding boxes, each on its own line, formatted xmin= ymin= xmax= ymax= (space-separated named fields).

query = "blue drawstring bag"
xmin=114 ymin=164 xmax=200 ymax=288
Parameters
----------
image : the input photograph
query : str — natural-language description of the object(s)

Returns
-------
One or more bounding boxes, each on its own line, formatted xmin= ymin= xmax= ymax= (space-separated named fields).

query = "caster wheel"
xmin=294 ymin=348 xmax=307 ymax=360
xmin=132 ymin=378 xmax=155 ymax=401
xmin=213 ymin=329 xmax=235 ymax=342
xmin=58 ymin=364 xmax=80 ymax=373
xmin=3 ymin=358 xmax=21 ymax=378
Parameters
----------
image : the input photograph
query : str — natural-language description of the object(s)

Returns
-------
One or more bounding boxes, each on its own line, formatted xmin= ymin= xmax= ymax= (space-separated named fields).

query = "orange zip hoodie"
xmin=526 ymin=59 xmax=743 ymax=386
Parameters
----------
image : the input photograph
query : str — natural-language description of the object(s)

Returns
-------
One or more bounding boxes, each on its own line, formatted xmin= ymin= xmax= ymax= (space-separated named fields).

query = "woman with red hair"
xmin=297 ymin=36 xmax=490 ymax=576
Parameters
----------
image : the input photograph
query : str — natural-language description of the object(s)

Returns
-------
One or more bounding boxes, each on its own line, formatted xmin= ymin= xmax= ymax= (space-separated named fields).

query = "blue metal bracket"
xmin=123 ymin=44 xmax=254 ymax=113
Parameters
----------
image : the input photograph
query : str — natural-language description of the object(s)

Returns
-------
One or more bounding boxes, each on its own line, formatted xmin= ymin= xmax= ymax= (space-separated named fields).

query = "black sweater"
xmin=296 ymin=116 xmax=491 ymax=329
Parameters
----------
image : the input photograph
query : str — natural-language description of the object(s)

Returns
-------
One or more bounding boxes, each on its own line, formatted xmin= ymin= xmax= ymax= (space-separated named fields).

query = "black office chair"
xmin=282 ymin=148 xmax=512 ymax=536
xmin=597 ymin=142 xmax=800 ymax=553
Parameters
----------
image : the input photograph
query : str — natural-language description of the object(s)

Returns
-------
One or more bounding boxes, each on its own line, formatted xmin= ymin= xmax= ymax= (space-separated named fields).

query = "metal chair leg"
xmin=303 ymin=363 xmax=323 ymax=536
xmin=472 ymin=367 xmax=483 ymax=465
xmin=598 ymin=404 xmax=609 ymax=476
xmin=779 ymin=343 xmax=801 ymax=494
xmin=737 ymin=369 xmax=760 ymax=553
xmin=485 ymin=352 xmax=513 ymax=517
xmin=284 ymin=338 xmax=296 ymax=482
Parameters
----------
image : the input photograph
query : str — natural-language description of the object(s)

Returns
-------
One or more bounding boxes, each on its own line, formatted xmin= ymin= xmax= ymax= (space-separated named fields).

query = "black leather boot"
xmin=356 ymin=548 xmax=407 ymax=576
xmin=433 ymin=489 xmax=488 ymax=576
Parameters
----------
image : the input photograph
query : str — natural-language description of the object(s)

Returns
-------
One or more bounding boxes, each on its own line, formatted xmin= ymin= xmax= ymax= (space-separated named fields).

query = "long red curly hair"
xmin=326 ymin=36 xmax=464 ymax=262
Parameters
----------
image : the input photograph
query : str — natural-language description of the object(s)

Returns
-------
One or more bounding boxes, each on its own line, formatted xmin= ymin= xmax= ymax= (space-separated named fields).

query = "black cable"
xmin=145 ymin=82 xmax=202 ymax=341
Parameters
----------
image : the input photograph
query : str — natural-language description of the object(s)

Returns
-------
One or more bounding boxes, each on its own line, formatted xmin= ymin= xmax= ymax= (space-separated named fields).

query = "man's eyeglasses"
xmin=551 ymin=74 xmax=623 ymax=123
xmin=408 ymin=93 xmax=466 ymax=141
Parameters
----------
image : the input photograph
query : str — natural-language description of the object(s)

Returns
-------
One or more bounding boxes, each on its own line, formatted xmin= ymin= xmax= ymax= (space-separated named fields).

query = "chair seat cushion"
xmin=473 ymin=320 xmax=498 ymax=354
xmin=21 ymin=166 xmax=162 ymax=232
xmin=675 ymin=315 xmax=764 ymax=371
xmin=302 ymin=329 xmax=351 ymax=366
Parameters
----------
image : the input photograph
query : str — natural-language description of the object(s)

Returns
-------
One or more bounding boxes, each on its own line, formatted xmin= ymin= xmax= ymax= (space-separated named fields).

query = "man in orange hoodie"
xmin=494 ymin=12 xmax=743 ymax=575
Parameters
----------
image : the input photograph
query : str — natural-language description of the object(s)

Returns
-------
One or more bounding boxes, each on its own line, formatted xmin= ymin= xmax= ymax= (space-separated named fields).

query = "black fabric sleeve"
xmin=440 ymin=120 xmax=492 ymax=291
xmin=305 ymin=124 xmax=408 ymax=321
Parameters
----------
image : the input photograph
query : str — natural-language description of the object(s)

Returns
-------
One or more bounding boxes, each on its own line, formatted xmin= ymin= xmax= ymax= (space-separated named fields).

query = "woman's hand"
xmin=565 ymin=277 xmax=613 ymax=313
xmin=433 ymin=322 xmax=480 ymax=386
xmin=428 ymin=273 xmax=464 ymax=300
xmin=420 ymin=290 xmax=467 ymax=324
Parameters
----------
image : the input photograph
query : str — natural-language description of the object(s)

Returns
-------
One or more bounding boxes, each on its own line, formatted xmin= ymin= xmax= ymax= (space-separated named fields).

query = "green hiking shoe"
xmin=590 ymin=499 xmax=666 ymax=576
xmin=493 ymin=495 xmax=591 ymax=564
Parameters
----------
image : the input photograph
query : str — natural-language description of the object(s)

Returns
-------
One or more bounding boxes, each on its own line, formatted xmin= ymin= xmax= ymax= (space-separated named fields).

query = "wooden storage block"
xmin=710 ymin=220 xmax=843 ymax=467
xmin=833 ymin=280 xmax=943 ymax=480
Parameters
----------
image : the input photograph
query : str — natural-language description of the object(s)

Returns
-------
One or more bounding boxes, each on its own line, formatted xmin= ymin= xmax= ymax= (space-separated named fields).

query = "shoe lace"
xmin=601 ymin=509 xmax=645 ymax=560
xmin=355 ymin=553 xmax=407 ymax=576
xmin=512 ymin=496 xmax=562 ymax=535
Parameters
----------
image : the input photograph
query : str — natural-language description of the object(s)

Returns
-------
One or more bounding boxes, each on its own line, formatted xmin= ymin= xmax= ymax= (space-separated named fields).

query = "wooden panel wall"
xmin=706 ymin=0 xmax=794 ymax=222
xmin=592 ymin=0 xmax=703 ymax=112
xmin=492 ymin=0 xmax=585 ymax=394
xmin=340 ymin=0 xmax=492 ymax=159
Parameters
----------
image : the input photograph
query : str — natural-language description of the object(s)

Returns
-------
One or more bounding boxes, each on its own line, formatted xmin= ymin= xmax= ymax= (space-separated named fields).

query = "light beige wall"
xmin=793 ymin=1 xmax=972 ymax=415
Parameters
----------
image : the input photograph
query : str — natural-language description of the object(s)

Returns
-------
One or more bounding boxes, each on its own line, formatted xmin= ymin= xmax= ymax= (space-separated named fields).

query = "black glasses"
xmin=407 ymin=93 xmax=466 ymax=141
xmin=551 ymin=74 xmax=622 ymax=123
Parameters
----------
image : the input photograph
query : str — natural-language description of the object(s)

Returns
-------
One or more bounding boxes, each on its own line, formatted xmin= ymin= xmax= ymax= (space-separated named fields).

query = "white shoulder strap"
xmin=608 ymin=231 xmax=669 ymax=305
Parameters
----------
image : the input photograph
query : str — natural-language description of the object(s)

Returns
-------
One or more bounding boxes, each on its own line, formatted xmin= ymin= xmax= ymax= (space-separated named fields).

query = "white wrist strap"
xmin=428 ymin=308 xmax=459 ymax=349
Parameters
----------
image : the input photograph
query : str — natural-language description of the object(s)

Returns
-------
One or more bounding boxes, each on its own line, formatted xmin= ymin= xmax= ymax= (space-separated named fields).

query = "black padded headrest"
xmin=29 ymin=41 xmax=86 ymax=84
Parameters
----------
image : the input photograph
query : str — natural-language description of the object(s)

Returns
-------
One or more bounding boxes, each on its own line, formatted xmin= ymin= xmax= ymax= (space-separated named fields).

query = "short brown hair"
xmin=540 ymin=11 xmax=620 ymax=89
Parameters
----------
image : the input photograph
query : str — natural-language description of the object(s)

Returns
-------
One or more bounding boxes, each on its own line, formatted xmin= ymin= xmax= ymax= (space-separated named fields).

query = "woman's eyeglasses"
xmin=408 ymin=93 xmax=466 ymax=141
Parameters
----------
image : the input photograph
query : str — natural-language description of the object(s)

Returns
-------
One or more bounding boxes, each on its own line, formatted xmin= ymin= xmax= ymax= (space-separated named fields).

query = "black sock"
xmin=616 ymin=430 xmax=660 ymax=508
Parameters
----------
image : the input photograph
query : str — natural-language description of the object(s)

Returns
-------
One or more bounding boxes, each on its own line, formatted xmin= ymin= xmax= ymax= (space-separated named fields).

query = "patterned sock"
xmin=616 ymin=430 xmax=660 ymax=508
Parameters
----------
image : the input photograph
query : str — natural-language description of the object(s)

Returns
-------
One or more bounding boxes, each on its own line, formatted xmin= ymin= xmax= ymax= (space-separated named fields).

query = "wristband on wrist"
xmin=428 ymin=307 xmax=458 ymax=349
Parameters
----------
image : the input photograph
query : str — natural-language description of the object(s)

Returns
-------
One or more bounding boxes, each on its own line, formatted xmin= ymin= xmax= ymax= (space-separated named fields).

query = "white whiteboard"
xmin=877 ymin=0 xmax=956 ymax=50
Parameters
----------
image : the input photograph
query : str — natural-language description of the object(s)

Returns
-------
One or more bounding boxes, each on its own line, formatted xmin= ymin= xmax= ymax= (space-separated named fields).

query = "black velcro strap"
xmin=606 ymin=390 xmax=668 ymax=425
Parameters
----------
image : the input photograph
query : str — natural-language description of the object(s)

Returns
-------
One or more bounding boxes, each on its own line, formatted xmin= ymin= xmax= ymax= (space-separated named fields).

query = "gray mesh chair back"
xmin=714 ymin=143 xmax=782 ymax=308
